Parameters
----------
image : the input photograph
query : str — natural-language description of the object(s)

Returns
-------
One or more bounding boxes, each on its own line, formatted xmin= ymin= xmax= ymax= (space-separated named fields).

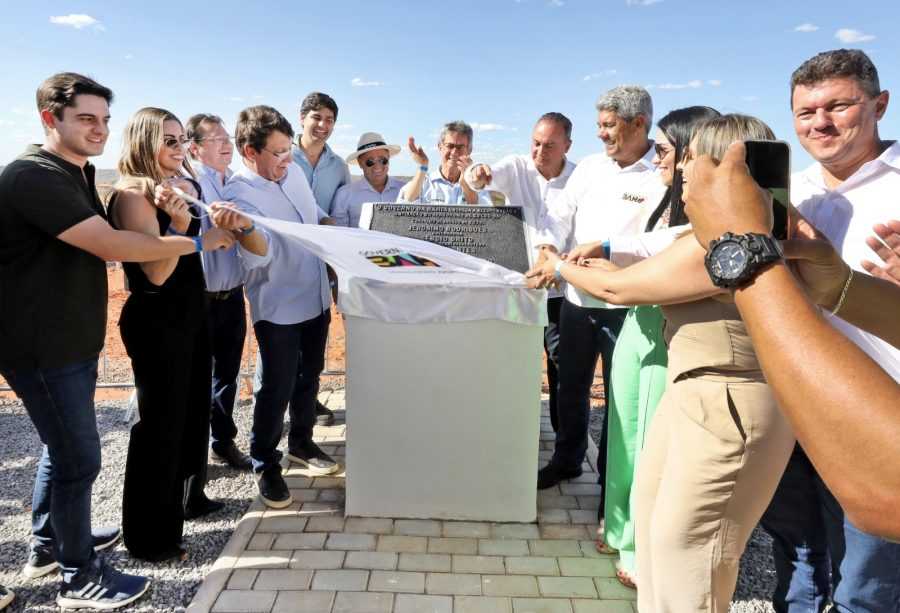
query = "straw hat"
xmin=346 ymin=132 xmax=401 ymax=165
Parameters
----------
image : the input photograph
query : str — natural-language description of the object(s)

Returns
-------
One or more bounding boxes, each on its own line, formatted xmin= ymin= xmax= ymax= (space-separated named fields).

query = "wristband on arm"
xmin=193 ymin=236 xmax=203 ymax=253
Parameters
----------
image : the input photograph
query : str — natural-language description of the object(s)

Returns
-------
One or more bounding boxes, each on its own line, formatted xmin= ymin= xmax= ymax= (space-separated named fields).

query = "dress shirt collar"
xmin=531 ymin=157 xmax=576 ymax=184
xmin=293 ymin=139 xmax=339 ymax=168
xmin=800 ymin=140 xmax=900 ymax=193
xmin=430 ymin=168 xmax=461 ymax=185
xmin=192 ymin=160 xmax=231 ymax=184
xmin=233 ymin=163 xmax=291 ymax=190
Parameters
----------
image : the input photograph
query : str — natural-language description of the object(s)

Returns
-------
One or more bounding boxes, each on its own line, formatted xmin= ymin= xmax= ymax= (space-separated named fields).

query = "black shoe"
xmin=56 ymin=558 xmax=150 ymax=610
xmin=315 ymin=401 xmax=335 ymax=426
xmin=212 ymin=443 xmax=252 ymax=471
xmin=257 ymin=465 xmax=292 ymax=509
xmin=23 ymin=527 xmax=121 ymax=579
xmin=537 ymin=463 xmax=583 ymax=490
xmin=0 ymin=585 xmax=14 ymax=611
xmin=184 ymin=496 xmax=226 ymax=520
xmin=286 ymin=441 xmax=339 ymax=475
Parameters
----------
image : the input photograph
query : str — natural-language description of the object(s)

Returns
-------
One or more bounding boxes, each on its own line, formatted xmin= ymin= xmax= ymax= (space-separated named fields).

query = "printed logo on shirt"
xmin=622 ymin=192 xmax=647 ymax=204
xmin=361 ymin=248 xmax=441 ymax=268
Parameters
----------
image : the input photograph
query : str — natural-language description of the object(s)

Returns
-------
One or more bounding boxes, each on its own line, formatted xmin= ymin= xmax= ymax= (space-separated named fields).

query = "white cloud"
xmin=226 ymin=96 xmax=244 ymax=102
xmin=626 ymin=0 xmax=663 ymax=6
xmin=49 ymin=14 xmax=104 ymax=31
xmin=794 ymin=23 xmax=819 ymax=33
xmin=351 ymin=77 xmax=383 ymax=88
xmin=124 ymin=53 xmax=134 ymax=60
xmin=835 ymin=28 xmax=876 ymax=43
xmin=656 ymin=79 xmax=704 ymax=90
xmin=707 ymin=79 xmax=722 ymax=87
xmin=470 ymin=123 xmax=509 ymax=133
xmin=548 ymin=0 xmax=565 ymax=6
xmin=583 ymin=69 xmax=617 ymax=81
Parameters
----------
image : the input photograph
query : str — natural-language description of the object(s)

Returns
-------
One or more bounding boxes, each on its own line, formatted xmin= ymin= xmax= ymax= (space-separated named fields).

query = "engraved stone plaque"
xmin=367 ymin=204 xmax=531 ymax=273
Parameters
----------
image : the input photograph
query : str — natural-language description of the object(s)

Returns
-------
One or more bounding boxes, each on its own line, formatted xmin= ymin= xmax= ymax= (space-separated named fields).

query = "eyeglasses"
xmin=364 ymin=157 xmax=389 ymax=168
xmin=163 ymin=136 xmax=189 ymax=150
xmin=654 ymin=143 xmax=674 ymax=159
xmin=440 ymin=142 xmax=468 ymax=152
xmin=263 ymin=147 xmax=293 ymax=160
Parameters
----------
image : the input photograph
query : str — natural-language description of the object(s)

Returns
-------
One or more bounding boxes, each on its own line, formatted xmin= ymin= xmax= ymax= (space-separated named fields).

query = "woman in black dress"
xmin=110 ymin=107 xmax=233 ymax=561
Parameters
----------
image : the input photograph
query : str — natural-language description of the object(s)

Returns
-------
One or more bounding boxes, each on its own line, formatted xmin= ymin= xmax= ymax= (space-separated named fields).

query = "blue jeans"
xmin=207 ymin=288 xmax=247 ymax=453
xmin=1 ymin=358 xmax=100 ymax=584
xmin=251 ymin=311 xmax=330 ymax=473
xmin=761 ymin=444 xmax=900 ymax=612
xmin=553 ymin=300 xmax=627 ymax=472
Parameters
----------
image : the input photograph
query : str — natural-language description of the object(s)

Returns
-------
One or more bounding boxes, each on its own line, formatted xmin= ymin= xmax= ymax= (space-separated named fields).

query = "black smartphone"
xmin=744 ymin=140 xmax=791 ymax=240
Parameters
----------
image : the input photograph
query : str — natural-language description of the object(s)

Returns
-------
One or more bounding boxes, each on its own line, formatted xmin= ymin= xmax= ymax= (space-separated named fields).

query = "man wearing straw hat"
xmin=332 ymin=132 xmax=406 ymax=228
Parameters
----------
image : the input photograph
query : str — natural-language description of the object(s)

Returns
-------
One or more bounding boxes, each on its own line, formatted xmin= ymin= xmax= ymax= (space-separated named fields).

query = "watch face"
xmin=710 ymin=242 xmax=748 ymax=279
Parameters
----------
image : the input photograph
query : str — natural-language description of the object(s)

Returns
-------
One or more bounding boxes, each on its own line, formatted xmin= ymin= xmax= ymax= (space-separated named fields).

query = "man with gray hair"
xmin=399 ymin=121 xmax=493 ymax=204
xmin=532 ymin=86 xmax=664 ymax=505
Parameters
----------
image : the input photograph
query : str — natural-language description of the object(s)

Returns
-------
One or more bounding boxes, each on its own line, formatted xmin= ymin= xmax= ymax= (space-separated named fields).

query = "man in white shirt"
xmin=462 ymin=112 xmax=576 ymax=435
xmin=532 ymin=86 xmax=664 ymax=493
xmin=399 ymin=121 xmax=493 ymax=205
xmin=184 ymin=113 xmax=252 ymax=474
xmin=224 ymin=105 xmax=339 ymax=511
xmin=332 ymin=132 xmax=406 ymax=228
xmin=760 ymin=49 xmax=900 ymax=613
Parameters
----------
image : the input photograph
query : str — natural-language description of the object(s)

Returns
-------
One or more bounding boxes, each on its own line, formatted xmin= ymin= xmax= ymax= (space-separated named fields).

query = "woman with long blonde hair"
xmin=110 ymin=107 xmax=233 ymax=562
xmin=529 ymin=114 xmax=796 ymax=611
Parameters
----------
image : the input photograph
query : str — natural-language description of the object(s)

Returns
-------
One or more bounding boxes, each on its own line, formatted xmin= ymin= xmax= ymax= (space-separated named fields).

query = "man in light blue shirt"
xmin=185 ymin=113 xmax=252 ymax=475
xmin=399 ymin=120 xmax=493 ymax=205
xmin=333 ymin=131 xmax=405 ymax=228
xmin=291 ymin=92 xmax=351 ymax=216
xmin=224 ymin=105 xmax=338 ymax=510
xmin=291 ymin=91 xmax=350 ymax=426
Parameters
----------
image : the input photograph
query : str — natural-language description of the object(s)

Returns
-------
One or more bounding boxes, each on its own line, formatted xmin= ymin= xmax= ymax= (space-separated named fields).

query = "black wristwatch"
xmin=704 ymin=232 xmax=783 ymax=289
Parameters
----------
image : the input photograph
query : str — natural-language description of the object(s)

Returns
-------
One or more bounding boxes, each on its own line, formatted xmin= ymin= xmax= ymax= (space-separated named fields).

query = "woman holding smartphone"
xmin=110 ymin=107 xmax=232 ymax=561
xmin=528 ymin=114 xmax=796 ymax=612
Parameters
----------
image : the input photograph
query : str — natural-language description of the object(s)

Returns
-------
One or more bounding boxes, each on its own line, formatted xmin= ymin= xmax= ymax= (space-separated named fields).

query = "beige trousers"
xmin=633 ymin=374 xmax=795 ymax=612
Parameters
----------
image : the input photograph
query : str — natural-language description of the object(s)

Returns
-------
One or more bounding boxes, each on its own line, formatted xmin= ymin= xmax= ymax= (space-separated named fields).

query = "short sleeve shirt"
xmin=0 ymin=145 xmax=108 ymax=370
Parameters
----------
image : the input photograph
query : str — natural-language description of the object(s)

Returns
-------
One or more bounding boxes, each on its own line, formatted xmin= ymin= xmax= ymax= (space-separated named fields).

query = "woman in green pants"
xmin=600 ymin=106 xmax=720 ymax=588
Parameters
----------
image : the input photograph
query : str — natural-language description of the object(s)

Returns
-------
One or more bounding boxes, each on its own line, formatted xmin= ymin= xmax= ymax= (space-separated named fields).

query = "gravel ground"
xmin=0 ymin=396 xmax=262 ymax=613
xmin=1 ymin=396 xmax=775 ymax=612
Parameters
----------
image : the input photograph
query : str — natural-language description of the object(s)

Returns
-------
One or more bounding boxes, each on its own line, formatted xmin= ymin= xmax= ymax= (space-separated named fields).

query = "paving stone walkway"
xmin=188 ymin=391 xmax=636 ymax=613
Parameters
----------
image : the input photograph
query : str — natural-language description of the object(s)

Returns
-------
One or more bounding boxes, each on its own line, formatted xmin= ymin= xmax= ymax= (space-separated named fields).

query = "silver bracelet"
xmin=829 ymin=269 xmax=854 ymax=316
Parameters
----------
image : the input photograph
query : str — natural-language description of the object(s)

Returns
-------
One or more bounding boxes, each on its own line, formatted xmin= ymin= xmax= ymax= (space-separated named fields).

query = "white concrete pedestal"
xmin=344 ymin=315 xmax=542 ymax=522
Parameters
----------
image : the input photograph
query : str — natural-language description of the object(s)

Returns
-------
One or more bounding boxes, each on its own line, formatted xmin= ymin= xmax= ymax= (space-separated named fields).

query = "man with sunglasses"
xmin=224 ymin=105 xmax=339 ymax=510
xmin=185 ymin=114 xmax=253 ymax=474
xmin=332 ymin=132 xmax=406 ymax=228
xmin=399 ymin=120 xmax=493 ymax=205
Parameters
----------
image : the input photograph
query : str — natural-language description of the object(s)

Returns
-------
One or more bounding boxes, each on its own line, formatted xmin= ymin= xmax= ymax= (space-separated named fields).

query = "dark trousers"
xmin=554 ymin=301 xmax=627 ymax=500
xmin=119 ymin=295 xmax=212 ymax=559
xmin=761 ymin=444 xmax=900 ymax=612
xmin=2 ymin=358 xmax=100 ymax=584
xmin=251 ymin=311 xmax=330 ymax=473
xmin=207 ymin=288 xmax=247 ymax=454
xmin=545 ymin=297 xmax=563 ymax=429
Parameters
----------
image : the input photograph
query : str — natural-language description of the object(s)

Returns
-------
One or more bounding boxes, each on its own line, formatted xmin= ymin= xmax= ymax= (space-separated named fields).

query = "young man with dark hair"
xmin=186 ymin=113 xmax=253 ymax=472
xmin=760 ymin=48 xmax=900 ymax=612
xmin=225 ymin=105 xmax=339 ymax=510
xmin=0 ymin=72 xmax=231 ymax=609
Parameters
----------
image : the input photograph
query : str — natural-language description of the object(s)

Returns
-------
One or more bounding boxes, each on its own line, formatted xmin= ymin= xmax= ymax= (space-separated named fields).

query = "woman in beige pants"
xmin=527 ymin=114 xmax=796 ymax=611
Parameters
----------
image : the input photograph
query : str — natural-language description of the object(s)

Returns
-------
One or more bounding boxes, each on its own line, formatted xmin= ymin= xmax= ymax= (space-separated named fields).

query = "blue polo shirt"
xmin=291 ymin=140 xmax=351 ymax=216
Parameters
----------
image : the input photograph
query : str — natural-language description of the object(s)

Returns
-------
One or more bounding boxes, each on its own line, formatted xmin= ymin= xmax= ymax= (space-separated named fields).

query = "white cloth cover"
xmin=245 ymin=213 xmax=547 ymax=326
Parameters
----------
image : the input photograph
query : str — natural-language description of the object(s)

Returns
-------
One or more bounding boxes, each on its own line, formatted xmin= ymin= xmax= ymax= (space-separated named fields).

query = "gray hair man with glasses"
xmin=184 ymin=113 xmax=253 ymax=473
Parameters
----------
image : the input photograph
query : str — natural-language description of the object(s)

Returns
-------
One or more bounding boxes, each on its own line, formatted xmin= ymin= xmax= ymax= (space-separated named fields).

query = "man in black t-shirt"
xmin=0 ymin=72 xmax=234 ymax=610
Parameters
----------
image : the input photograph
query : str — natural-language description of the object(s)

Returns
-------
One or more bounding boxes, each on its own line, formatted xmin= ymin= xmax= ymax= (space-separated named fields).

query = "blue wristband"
xmin=601 ymin=240 xmax=610 ymax=259
xmin=238 ymin=223 xmax=256 ymax=236
xmin=193 ymin=236 xmax=203 ymax=253
xmin=419 ymin=165 xmax=428 ymax=173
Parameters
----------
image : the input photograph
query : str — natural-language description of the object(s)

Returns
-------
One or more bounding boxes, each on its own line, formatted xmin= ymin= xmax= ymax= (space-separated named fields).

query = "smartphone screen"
xmin=744 ymin=140 xmax=791 ymax=240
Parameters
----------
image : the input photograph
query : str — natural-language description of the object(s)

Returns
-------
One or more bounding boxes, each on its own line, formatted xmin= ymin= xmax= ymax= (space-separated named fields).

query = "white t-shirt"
xmin=487 ymin=154 xmax=576 ymax=298
xmin=538 ymin=147 xmax=664 ymax=308
xmin=793 ymin=140 xmax=900 ymax=382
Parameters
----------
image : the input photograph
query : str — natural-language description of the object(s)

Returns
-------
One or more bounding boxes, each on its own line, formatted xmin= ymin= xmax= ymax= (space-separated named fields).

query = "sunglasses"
xmin=364 ymin=157 xmax=389 ymax=168
xmin=163 ymin=136 xmax=188 ymax=150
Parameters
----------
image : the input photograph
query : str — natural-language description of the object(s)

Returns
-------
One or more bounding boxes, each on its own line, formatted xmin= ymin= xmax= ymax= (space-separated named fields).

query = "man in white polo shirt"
xmin=533 ymin=86 xmax=664 ymax=492
xmin=332 ymin=132 xmax=405 ymax=228
xmin=760 ymin=48 xmax=900 ymax=613
xmin=462 ymin=112 xmax=576 ymax=434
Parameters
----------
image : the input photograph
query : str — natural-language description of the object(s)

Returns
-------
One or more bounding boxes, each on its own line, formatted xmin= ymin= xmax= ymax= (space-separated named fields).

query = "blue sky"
xmin=1 ymin=1 xmax=897 ymax=176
